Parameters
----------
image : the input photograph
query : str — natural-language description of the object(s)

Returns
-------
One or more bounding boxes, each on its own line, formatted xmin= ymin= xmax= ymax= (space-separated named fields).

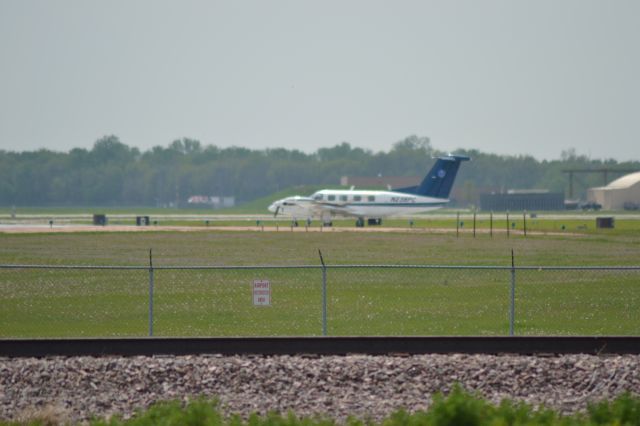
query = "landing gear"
xmin=368 ymin=218 xmax=382 ymax=226
xmin=356 ymin=217 xmax=365 ymax=227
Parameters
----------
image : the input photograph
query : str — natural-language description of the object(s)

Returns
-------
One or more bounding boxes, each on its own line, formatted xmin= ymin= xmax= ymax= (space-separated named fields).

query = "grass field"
xmin=1 ymin=222 xmax=639 ymax=337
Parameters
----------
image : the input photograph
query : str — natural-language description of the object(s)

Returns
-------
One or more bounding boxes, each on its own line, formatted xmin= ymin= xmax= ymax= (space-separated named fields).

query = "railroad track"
xmin=2 ymin=336 xmax=639 ymax=357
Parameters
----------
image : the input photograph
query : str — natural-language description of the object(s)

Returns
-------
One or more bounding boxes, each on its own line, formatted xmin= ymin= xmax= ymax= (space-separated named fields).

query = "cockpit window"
xmin=314 ymin=194 xmax=323 ymax=201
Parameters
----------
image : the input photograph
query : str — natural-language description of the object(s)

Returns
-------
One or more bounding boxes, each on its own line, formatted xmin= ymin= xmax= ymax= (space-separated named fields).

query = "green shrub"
xmin=588 ymin=392 xmax=640 ymax=426
xmin=94 ymin=399 xmax=225 ymax=426
xmin=5 ymin=388 xmax=640 ymax=426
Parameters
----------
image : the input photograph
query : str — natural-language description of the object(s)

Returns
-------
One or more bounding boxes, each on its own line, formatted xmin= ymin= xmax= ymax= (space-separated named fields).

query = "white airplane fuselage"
xmin=309 ymin=189 xmax=447 ymax=217
xmin=267 ymin=190 xmax=447 ymax=220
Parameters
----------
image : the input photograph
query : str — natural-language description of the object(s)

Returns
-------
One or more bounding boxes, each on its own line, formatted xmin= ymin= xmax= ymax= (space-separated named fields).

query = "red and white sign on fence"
xmin=252 ymin=279 xmax=271 ymax=306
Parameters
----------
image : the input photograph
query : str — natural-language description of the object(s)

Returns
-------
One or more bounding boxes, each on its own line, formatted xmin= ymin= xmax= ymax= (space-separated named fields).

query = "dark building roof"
xmin=480 ymin=192 xmax=564 ymax=211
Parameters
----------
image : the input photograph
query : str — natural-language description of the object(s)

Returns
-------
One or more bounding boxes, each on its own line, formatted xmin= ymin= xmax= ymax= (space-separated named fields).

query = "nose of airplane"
xmin=267 ymin=203 xmax=277 ymax=213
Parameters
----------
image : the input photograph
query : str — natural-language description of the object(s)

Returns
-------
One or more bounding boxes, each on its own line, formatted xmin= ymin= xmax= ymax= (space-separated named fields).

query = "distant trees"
xmin=0 ymin=135 xmax=635 ymax=207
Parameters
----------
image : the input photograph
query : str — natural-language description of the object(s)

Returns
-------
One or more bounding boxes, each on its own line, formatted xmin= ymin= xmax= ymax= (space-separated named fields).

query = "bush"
xmin=588 ymin=392 xmax=640 ymax=425
xmin=5 ymin=388 xmax=640 ymax=426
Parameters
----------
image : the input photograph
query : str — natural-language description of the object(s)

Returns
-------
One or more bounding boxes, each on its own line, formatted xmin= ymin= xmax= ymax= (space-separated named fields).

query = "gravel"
xmin=1 ymin=354 xmax=639 ymax=424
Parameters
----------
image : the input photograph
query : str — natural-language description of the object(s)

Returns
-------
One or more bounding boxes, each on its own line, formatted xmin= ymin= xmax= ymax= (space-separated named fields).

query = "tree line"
xmin=0 ymin=135 xmax=637 ymax=208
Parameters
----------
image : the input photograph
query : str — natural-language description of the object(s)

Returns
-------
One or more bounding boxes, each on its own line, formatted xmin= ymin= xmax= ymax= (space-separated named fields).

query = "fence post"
xmin=456 ymin=211 xmax=460 ymax=238
xmin=318 ymin=249 xmax=327 ymax=336
xmin=506 ymin=211 xmax=510 ymax=238
xmin=523 ymin=211 xmax=527 ymax=237
xmin=490 ymin=211 xmax=493 ymax=238
xmin=473 ymin=209 xmax=476 ymax=238
xmin=148 ymin=249 xmax=154 ymax=337
xmin=509 ymin=249 xmax=515 ymax=336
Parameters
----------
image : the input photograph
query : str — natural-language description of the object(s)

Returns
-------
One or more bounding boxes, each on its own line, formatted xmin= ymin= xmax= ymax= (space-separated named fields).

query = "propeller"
xmin=273 ymin=205 xmax=280 ymax=217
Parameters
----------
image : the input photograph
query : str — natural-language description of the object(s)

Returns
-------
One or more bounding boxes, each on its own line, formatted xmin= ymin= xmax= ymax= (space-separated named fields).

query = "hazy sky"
xmin=1 ymin=1 xmax=639 ymax=160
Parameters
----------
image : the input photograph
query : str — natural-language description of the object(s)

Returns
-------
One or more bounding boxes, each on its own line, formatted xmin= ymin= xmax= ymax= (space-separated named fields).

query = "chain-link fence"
xmin=1 ymin=264 xmax=639 ymax=337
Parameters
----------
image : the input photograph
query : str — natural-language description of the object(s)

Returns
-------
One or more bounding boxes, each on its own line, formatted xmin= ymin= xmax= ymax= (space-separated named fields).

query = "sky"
xmin=1 ymin=1 xmax=639 ymax=161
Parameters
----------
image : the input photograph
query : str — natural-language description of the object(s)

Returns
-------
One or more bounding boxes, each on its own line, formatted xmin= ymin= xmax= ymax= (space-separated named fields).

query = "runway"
xmin=0 ymin=223 xmax=581 ymax=237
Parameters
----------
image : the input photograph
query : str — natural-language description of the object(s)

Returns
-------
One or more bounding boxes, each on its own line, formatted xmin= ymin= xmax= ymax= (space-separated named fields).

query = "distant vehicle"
xmin=268 ymin=154 xmax=470 ymax=226
xmin=564 ymin=200 xmax=580 ymax=210
xmin=580 ymin=201 xmax=602 ymax=211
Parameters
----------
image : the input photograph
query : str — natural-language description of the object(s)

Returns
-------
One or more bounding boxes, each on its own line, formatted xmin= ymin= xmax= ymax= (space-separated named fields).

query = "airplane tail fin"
xmin=397 ymin=154 xmax=470 ymax=199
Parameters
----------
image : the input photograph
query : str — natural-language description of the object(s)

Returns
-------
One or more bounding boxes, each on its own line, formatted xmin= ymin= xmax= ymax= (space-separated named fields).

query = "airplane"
xmin=267 ymin=154 xmax=470 ymax=227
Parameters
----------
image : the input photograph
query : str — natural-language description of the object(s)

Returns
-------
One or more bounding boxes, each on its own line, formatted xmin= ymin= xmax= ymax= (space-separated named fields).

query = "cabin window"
xmin=314 ymin=194 xmax=323 ymax=201
xmin=328 ymin=194 xmax=336 ymax=201
xmin=353 ymin=195 xmax=362 ymax=202
xmin=339 ymin=195 xmax=348 ymax=202
xmin=368 ymin=195 xmax=376 ymax=202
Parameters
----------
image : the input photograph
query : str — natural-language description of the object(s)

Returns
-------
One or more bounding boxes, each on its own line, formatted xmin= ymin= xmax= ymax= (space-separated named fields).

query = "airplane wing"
xmin=310 ymin=201 xmax=352 ymax=216
xmin=269 ymin=195 xmax=354 ymax=218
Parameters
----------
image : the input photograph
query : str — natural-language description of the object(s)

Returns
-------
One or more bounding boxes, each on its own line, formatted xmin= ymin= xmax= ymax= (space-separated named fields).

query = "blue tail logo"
xmin=397 ymin=154 xmax=470 ymax=199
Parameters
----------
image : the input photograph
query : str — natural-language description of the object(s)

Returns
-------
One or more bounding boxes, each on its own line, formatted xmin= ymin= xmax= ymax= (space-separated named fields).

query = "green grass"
xmin=2 ymin=225 xmax=640 ymax=265
xmin=4 ymin=265 xmax=637 ymax=336
xmin=7 ymin=386 xmax=640 ymax=425
xmin=1 ymin=228 xmax=639 ymax=337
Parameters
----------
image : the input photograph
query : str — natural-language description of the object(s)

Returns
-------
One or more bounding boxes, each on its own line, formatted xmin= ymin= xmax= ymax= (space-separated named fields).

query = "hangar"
xmin=587 ymin=172 xmax=640 ymax=210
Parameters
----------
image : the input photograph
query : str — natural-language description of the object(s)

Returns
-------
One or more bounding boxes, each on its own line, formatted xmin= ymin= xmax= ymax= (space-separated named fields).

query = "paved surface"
xmin=0 ymin=223 xmax=578 ymax=237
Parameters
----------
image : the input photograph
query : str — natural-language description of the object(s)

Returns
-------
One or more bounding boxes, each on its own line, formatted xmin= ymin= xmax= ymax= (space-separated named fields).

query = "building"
xmin=587 ymin=172 xmax=640 ymax=210
xmin=479 ymin=190 xmax=565 ymax=211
